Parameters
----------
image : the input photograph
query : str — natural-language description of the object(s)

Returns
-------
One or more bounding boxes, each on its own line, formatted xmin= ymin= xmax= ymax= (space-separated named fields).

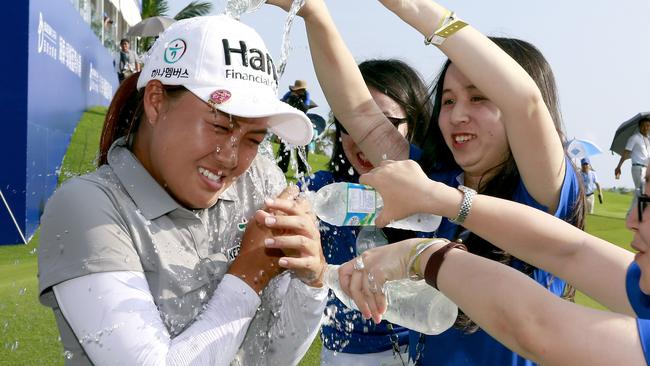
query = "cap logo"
xmin=164 ymin=39 xmax=187 ymax=64
xmin=209 ymin=89 xmax=232 ymax=106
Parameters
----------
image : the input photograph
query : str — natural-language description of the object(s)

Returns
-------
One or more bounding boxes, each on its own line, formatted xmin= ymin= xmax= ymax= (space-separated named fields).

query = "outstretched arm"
xmin=340 ymin=238 xmax=645 ymax=366
xmin=267 ymin=0 xmax=409 ymax=164
xmin=377 ymin=0 xmax=566 ymax=211
xmin=360 ymin=160 xmax=635 ymax=314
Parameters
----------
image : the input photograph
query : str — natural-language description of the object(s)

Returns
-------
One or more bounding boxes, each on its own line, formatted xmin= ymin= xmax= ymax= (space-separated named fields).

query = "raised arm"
xmin=360 ymin=160 xmax=635 ymax=314
xmin=377 ymin=0 xmax=566 ymax=211
xmin=267 ymin=0 xmax=409 ymax=164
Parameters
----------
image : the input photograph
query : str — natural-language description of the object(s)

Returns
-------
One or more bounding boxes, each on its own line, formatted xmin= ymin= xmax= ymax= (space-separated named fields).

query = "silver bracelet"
xmin=449 ymin=185 xmax=476 ymax=225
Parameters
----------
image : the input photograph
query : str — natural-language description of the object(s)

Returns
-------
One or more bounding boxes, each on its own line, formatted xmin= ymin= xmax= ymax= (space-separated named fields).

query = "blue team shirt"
xmin=626 ymin=262 xmax=650 ymax=364
xmin=306 ymin=170 xmax=410 ymax=353
xmin=410 ymin=158 xmax=580 ymax=366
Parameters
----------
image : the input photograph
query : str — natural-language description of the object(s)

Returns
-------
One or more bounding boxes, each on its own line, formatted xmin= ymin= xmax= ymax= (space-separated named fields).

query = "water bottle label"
xmin=343 ymin=183 xmax=377 ymax=226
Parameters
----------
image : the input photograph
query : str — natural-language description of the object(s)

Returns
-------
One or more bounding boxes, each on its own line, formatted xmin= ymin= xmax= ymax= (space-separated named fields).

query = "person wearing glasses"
xmin=266 ymin=0 xmax=584 ymax=364
xmin=305 ymin=59 xmax=431 ymax=366
xmin=331 ymin=158 xmax=650 ymax=366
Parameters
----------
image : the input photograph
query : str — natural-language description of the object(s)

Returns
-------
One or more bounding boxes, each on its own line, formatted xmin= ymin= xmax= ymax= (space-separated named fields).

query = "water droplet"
xmin=63 ymin=350 xmax=74 ymax=359
xmin=348 ymin=167 xmax=355 ymax=176
xmin=18 ymin=288 xmax=26 ymax=296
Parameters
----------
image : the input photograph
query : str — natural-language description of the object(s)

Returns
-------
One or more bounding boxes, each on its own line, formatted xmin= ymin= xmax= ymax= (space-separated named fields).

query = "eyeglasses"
xmin=637 ymin=191 xmax=650 ymax=222
xmin=336 ymin=117 xmax=407 ymax=135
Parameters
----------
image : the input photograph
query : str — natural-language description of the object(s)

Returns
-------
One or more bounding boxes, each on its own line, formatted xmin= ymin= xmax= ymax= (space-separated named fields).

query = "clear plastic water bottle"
xmin=311 ymin=182 xmax=441 ymax=232
xmin=225 ymin=0 xmax=266 ymax=18
xmin=323 ymin=265 xmax=458 ymax=335
xmin=355 ymin=226 xmax=388 ymax=255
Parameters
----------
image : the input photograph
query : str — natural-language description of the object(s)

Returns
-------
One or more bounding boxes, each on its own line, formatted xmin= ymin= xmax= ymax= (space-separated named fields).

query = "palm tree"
xmin=139 ymin=0 xmax=213 ymax=51
xmin=141 ymin=0 xmax=213 ymax=20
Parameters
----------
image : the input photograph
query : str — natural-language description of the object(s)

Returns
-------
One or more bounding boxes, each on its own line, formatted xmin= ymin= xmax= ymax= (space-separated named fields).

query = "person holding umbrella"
xmin=581 ymin=157 xmax=603 ymax=214
xmin=614 ymin=116 xmax=650 ymax=195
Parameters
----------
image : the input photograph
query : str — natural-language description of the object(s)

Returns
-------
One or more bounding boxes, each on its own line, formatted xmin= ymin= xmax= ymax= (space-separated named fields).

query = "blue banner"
xmin=0 ymin=0 xmax=118 ymax=244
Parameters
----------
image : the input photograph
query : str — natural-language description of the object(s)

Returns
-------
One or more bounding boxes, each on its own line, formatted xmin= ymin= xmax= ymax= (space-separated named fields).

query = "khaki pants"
xmin=585 ymin=194 xmax=595 ymax=214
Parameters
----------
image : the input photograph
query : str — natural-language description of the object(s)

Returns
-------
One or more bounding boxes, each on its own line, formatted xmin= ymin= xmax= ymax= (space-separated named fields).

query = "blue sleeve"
xmin=408 ymin=143 xmax=423 ymax=162
xmin=280 ymin=91 xmax=291 ymax=102
xmin=303 ymin=91 xmax=311 ymax=105
xmin=627 ymin=262 xmax=650 ymax=319
xmin=636 ymin=318 xmax=650 ymax=365
xmin=512 ymin=156 xmax=580 ymax=221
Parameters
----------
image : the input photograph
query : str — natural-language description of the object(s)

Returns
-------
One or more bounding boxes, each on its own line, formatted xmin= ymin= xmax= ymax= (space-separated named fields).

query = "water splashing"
xmin=276 ymin=0 xmax=307 ymax=79
xmin=224 ymin=0 xmax=265 ymax=19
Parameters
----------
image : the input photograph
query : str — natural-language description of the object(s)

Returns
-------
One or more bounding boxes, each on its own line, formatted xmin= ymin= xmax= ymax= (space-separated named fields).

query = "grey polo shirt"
xmin=38 ymin=137 xmax=323 ymax=364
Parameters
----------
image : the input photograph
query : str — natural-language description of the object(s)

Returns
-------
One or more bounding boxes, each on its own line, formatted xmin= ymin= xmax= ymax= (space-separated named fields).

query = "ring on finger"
xmin=353 ymin=256 xmax=365 ymax=271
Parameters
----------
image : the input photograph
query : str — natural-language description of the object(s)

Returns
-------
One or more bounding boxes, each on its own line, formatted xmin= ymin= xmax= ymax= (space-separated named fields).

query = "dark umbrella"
xmin=307 ymin=113 xmax=326 ymax=135
xmin=610 ymin=112 xmax=650 ymax=156
xmin=125 ymin=16 xmax=176 ymax=37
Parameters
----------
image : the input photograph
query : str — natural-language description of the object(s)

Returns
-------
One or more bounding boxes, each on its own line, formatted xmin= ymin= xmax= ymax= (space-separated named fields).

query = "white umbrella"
xmin=565 ymin=138 xmax=603 ymax=160
xmin=125 ymin=16 xmax=176 ymax=37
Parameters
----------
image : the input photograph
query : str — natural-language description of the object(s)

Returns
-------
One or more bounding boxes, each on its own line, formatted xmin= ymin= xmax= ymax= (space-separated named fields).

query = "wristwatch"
xmin=449 ymin=185 xmax=476 ymax=225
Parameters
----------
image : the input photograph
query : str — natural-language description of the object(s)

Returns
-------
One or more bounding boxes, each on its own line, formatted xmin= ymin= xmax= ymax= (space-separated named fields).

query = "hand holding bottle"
xmin=338 ymin=238 xmax=453 ymax=324
xmin=360 ymin=160 xmax=449 ymax=228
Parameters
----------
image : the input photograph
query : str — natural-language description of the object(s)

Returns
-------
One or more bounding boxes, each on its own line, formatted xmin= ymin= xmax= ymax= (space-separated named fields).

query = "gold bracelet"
xmin=407 ymin=238 xmax=449 ymax=280
xmin=424 ymin=11 xmax=469 ymax=46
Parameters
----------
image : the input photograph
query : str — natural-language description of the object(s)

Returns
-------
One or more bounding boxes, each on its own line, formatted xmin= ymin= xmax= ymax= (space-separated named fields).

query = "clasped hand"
xmin=256 ymin=185 xmax=326 ymax=287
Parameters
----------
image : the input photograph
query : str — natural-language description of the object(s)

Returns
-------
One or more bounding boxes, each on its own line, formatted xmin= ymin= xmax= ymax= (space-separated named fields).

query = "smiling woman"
xmin=37 ymin=15 xmax=328 ymax=366
xmin=266 ymin=0 xmax=585 ymax=364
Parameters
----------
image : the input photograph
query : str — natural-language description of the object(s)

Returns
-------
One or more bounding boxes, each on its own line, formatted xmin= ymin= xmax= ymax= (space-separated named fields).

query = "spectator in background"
xmin=118 ymin=38 xmax=140 ymax=83
xmin=615 ymin=117 xmax=650 ymax=195
xmin=277 ymin=80 xmax=316 ymax=175
xmin=581 ymin=157 xmax=603 ymax=214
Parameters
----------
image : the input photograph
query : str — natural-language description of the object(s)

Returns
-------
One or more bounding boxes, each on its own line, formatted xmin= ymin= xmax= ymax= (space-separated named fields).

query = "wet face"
xmin=438 ymin=64 xmax=510 ymax=177
xmin=341 ymin=86 xmax=409 ymax=175
xmin=626 ymin=173 xmax=650 ymax=294
xmin=139 ymin=91 xmax=267 ymax=209
xmin=640 ymin=120 xmax=650 ymax=137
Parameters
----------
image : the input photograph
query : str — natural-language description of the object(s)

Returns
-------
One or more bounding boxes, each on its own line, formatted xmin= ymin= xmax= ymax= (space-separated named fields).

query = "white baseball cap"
xmin=138 ymin=15 xmax=313 ymax=146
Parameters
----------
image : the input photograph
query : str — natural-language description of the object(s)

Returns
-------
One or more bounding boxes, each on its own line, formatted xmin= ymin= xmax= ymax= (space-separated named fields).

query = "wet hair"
xmin=98 ymin=72 xmax=187 ymax=166
xmin=419 ymin=37 xmax=585 ymax=332
xmin=328 ymin=59 xmax=432 ymax=176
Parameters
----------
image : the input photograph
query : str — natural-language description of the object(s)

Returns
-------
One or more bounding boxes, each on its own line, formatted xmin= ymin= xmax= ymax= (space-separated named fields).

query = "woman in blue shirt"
xmin=267 ymin=0 xmax=584 ymax=364
xmin=335 ymin=161 xmax=650 ymax=366
xmin=307 ymin=59 xmax=432 ymax=366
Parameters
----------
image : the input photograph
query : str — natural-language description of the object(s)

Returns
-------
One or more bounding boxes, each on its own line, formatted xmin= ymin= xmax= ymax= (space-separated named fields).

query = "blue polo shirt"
xmin=411 ymin=158 xmax=580 ymax=365
xmin=626 ymin=262 xmax=650 ymax=364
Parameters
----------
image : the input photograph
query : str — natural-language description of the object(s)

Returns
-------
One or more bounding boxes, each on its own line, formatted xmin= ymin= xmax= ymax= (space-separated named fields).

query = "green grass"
xmin=0 ymin=107 xmax=636 ymax=364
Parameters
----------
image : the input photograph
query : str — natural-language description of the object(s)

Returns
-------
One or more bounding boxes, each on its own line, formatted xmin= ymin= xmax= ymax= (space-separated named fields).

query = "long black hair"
xmin=328 ymin=59 xmax=432 ymax=176
xmin=421 ymin=37 xmax=585 ymax=332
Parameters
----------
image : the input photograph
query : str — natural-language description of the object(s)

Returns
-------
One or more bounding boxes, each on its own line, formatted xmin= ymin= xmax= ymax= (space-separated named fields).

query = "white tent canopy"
xmin=107 ymin=0 xmax=142 ymax=27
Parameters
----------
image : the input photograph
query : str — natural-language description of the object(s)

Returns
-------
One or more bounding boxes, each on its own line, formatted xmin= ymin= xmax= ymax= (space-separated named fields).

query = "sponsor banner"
xmin=0 ymin=0 xmax=119 ymax=244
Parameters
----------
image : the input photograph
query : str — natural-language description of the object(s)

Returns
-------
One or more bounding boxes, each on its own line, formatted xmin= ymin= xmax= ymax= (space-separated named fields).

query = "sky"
xmin=168 ymin=0 xmax=650 ymax=189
